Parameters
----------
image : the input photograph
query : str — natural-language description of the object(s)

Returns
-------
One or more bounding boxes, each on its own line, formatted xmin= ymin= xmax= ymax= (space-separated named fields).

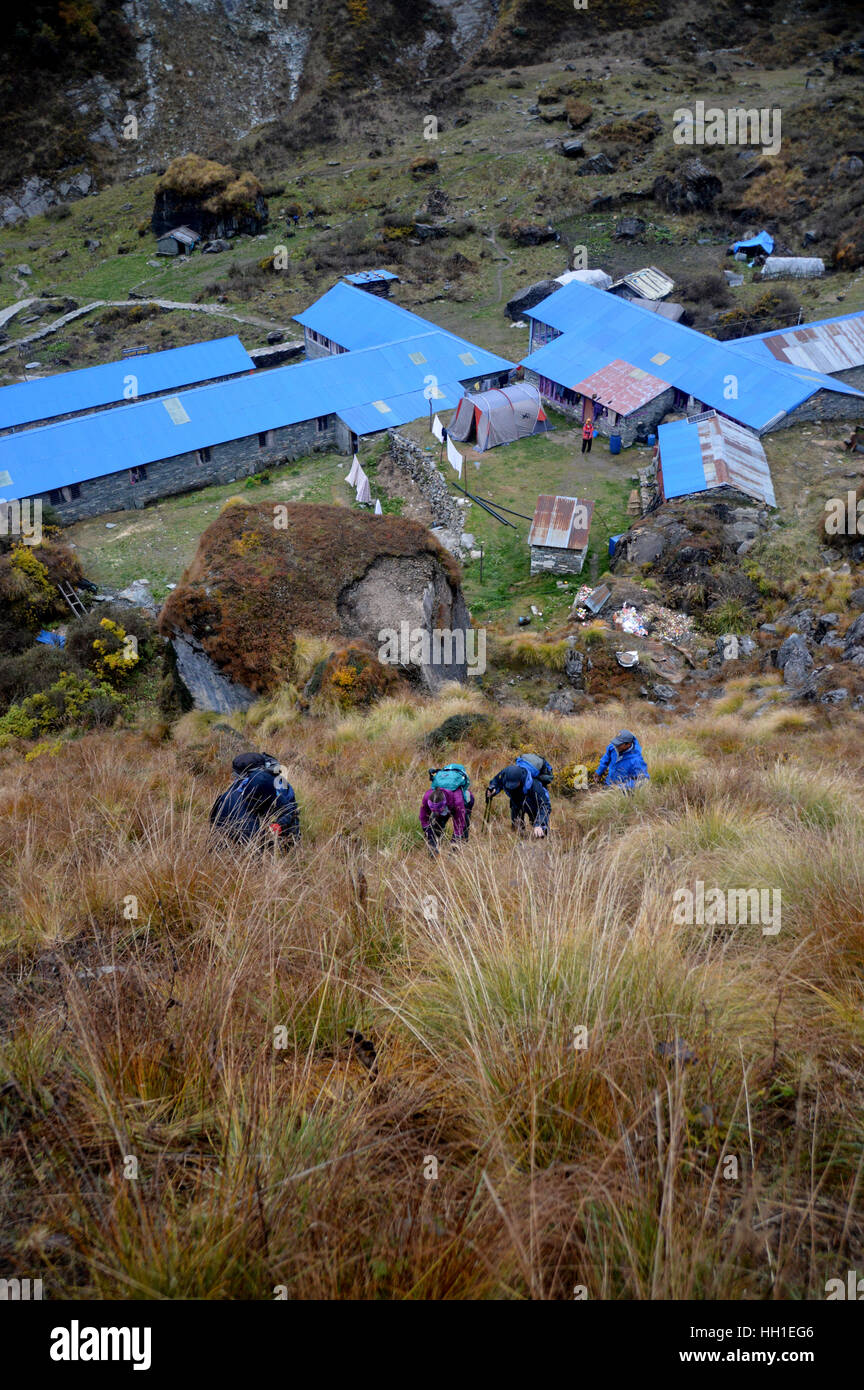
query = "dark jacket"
xmin=488 ymin=763 xmax=551 ymax=829
xmin=210 ymin=767 xmax=300 ymax=845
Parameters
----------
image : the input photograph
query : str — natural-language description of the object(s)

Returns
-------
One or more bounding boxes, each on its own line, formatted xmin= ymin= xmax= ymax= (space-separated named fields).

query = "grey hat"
xmin=612 ymin=729 xmax=635 ymax=749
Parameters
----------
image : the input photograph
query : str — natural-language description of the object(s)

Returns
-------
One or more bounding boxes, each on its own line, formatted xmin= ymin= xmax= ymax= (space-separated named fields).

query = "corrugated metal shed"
xmin=637 ymin=300 xmax=685 ymax=322
xmin=0 ymin=337 xmax=255 ymax=433
xmin=169 ymin=226 xmax=201 ymax=246
xmin=658 ymin=411 xmax=776 ymax=507
xmin=610 ymin=266 xmax=674 ymax=301
xmin=520 ymin=280 xmax=864 ymax=432
xmin=0 ymin=331 xmax=499 ymax=502
xmin=573 ymin=358 xmax=671 ymax=415
xmin=735 ymin=310 xmax=864 ymax=375
xmin=528 ymin=494 xmax=594 ymax=550
xmin=343 ymin=269 xmax=399 ymax=285
xmin=295 ymin=281 xmax=513 ymax=372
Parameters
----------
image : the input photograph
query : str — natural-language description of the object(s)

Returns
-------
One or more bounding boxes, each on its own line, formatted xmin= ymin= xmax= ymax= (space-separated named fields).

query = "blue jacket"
xmin=210 ymin=768 xmax=300 ymax=844
xmin=596 ymin=738 xmax=649 ymax=788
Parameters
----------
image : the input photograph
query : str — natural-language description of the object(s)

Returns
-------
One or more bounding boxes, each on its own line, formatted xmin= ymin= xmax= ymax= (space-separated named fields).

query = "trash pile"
xmin=613 ymin=604 xmax=648 ymax=637
xmin=641 ymin=602 xmax=696 ymax=643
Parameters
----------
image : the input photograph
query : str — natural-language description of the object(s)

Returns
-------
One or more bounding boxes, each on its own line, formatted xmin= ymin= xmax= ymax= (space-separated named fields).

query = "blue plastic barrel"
xmin=646 ymin=432 xmax=656 ymax=446
xmin=609 ymin=433 xmax=622 ymax=455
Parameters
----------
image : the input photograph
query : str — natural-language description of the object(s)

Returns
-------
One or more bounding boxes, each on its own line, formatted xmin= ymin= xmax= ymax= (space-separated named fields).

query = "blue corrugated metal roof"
xmin=730 ymin=231 xmax=774 ymax=255
xmin=0 ymin=331 xmax=509 ymax=502
xmin=343 ymin=269 xmax=399 ymax=285
xmin=295 ymin=282 xmax=512 ymax=372
xmin=0 ymin=336 xmax=255 ymax=433
xmin=657 ymin=418 xmax=706 ymax=496
xmin=521 ymin=280 xmax=863 ymax=431
xmin=338 ymin=381 xmax=463 ymax=435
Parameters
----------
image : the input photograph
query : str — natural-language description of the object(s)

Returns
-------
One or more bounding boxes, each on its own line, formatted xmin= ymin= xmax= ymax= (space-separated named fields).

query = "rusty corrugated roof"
xmin=572 ymin=357 xmax=671 ymax=415
xmin=529 ymin=494 xmax=595 ymax=550
xmin=755 ymin=316 xmax=864 ymax=375
xmin=696 ymin=413 xmax=776 ymax=507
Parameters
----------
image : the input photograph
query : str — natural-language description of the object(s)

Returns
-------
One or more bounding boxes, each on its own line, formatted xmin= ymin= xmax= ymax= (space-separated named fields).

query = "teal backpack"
xmin=429 ymin=763 xmax=471 ymax=805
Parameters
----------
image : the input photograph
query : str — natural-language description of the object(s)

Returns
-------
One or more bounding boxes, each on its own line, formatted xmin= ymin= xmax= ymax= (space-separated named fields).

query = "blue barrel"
xmin=609 ymin=433 xmax=622 ymax=455
xmin=646 ymin=432 xmax=656 ymax=446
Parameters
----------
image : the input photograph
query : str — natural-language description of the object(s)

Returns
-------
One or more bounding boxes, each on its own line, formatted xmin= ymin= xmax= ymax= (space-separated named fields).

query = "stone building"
xmin=521 ymin=280 xmax=864 ymax=443
xmin=0 ymin=328 xmax=513 ymax=524
xmin=528 ymin=494 xmax=594 ymax=576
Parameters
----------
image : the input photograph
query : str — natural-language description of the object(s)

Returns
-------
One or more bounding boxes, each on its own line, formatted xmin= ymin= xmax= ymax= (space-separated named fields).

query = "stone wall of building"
xmin=836 ymin=365 xmax=864 ymax=393
xmin=765 ymin=389 xmax=864 ymax=433
xmin=530 ymin=543 xmax=587 ymax=576
xmin=40 ymin=416 xmax=339 ymax=523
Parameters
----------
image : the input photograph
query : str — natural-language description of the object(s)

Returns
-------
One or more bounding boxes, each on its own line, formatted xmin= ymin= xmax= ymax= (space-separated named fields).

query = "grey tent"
xmin=448 ymin=382 xmax=549 ymax=451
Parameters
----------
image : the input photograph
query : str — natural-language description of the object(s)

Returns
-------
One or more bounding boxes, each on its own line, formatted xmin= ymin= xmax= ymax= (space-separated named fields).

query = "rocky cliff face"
xmin=0 ymin=0 xmax=499 ymax=215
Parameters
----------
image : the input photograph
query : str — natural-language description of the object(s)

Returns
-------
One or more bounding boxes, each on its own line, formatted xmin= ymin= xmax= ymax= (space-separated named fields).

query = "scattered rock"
xmin=545 ymin=689 xmax=576 ymax=714
xmin=577 ymin=152 xmax=617 ymax=176
xmin=614 ymin=216 xmax=646 ymax=240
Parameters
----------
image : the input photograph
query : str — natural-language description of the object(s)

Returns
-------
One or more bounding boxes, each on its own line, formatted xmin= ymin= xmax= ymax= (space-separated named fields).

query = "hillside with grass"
xmin=2 ymin=0 xmax=864 ymax=1316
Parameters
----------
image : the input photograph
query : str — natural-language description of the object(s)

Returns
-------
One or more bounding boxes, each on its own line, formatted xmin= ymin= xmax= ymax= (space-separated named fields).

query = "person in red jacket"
xmin=419 ymin=784 xmax=474 ymax=854
xmin=581 ymin=415 xmax=594 ymax=454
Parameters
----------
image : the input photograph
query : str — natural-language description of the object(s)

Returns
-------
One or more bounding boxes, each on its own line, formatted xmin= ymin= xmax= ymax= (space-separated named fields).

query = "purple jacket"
xmin=419 ymin=787 xmax=472 ymax=839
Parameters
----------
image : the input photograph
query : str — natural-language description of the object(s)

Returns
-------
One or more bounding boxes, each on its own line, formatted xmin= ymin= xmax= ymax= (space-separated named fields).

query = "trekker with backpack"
xmin=420 ymin=763 xmax=474 ymax=854
xmin=210 ymin=751 xmax=301 ymax=848
xmin=593 ymin=730 xmax=649 ymax=790
xmin=486 ymin=753 xmax=553 ymax=838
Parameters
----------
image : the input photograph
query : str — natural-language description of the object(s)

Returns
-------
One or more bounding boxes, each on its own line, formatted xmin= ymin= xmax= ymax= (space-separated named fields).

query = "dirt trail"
xmin=0 ymin=297 xmax=300 ymax=357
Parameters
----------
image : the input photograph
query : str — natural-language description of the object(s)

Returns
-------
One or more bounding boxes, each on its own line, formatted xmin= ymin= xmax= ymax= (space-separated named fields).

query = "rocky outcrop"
xmin=506 ymin=279 xmax=560 ymax=321
xmin=160 ymin=500 xmax=472 ymax=703
xmin=0 ymin=171 xmax=94 ymax=227
xmin=172 ymin=635 xmax=257 ymax=713
xmin=653 ymin=158 xmax=722 ymax=212
xmin=151 ymin=156 xmax=268 ymax=239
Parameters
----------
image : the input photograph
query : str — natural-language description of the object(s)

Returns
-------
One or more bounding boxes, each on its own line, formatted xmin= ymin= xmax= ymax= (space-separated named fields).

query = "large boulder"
xmin=777 ymin=632 xmax=814 ymax=687
xmin=160 ymin=501 xmax=473 ymax=704
xmin=505 ymin=278 xmax=560 ymax=321
xmin=653 ymin=158 xmax=722 ymax=212
xmin=151 ymin=155 xmax=268 ymax=239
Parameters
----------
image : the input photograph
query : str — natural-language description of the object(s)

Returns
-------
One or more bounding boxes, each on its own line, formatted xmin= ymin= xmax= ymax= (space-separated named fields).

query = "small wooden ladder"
xmin=57 ymin=581 xmax=87 ymax=618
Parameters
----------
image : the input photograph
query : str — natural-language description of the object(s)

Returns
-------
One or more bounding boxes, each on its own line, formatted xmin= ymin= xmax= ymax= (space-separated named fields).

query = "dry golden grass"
xmin=0 ymin=692 xmax=863 ymax=1299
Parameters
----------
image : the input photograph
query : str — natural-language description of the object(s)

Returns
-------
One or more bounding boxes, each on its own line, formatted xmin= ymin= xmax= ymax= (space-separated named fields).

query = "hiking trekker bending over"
xmin=210 ymin=751 xmax=301 ymax=848
xmin=486 ymin=752 xmax=553 ymax=838
xmin=593 ymin=730 xmax=649 ymax=790
xmin=420 ymin=763 xmax=474 ymax=854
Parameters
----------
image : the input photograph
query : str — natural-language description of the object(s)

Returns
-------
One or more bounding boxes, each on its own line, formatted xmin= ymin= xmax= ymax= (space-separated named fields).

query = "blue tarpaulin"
xmin=729 ymin=231 xmax=774 ymax=256
xmin=36 ymin=629 xmax=65 ymax=646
